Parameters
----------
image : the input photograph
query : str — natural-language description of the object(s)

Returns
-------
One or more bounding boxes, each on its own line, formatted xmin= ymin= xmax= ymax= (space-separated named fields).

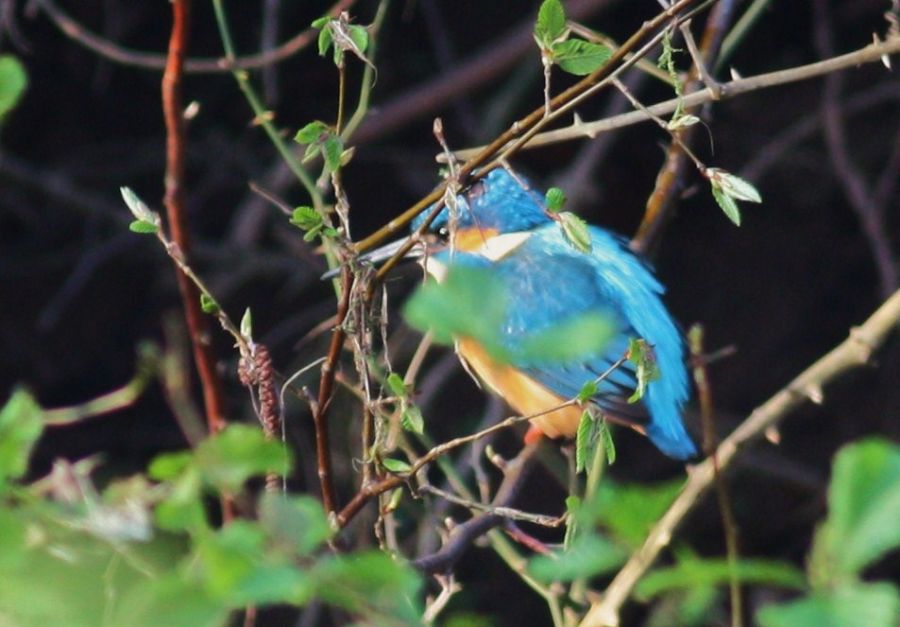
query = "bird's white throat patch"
xmin=421 ymin=231 xmax=532 ymax=281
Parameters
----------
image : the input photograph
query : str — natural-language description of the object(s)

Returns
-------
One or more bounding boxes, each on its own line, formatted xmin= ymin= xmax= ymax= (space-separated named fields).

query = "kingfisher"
xmin=365 ymin=167 xmax=697 ymax=460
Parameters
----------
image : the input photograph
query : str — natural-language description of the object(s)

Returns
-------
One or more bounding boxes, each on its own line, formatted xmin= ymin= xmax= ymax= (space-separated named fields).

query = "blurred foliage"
xmin=0 ymin=390 xmax=422 ymax=626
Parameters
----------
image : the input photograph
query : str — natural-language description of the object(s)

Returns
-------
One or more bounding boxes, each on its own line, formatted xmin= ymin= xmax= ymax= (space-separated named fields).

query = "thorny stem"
xmin=447 ymin=36 xmax=900 ymax=161
xmin=162 ymin=0 xmax=232 ymax=521
xmin=580 ymin=289 xmax=900 ymax=627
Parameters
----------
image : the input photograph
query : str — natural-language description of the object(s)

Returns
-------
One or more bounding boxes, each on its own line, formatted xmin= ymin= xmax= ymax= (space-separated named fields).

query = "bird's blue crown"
xmin=412 ymin=169 xmax=552 ymax=234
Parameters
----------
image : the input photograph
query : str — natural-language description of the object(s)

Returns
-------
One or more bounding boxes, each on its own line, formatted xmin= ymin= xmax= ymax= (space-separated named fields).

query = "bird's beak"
xmin=320 ymin=236 xmax=426 ymax=279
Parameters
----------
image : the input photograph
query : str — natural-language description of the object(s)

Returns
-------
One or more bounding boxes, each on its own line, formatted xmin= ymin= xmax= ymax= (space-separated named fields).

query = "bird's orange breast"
xmin=456 ymin=338 xmax=582 ymax=438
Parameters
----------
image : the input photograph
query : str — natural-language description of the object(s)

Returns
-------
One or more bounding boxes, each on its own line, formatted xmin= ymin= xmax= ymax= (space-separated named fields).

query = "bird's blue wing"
xmin=489 ymin=225 xmax=697 ymax=460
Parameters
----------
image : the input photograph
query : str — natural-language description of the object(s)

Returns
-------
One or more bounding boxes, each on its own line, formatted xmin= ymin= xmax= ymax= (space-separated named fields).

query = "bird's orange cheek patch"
xmin=453 ymin=227 xmax=499 ymax=251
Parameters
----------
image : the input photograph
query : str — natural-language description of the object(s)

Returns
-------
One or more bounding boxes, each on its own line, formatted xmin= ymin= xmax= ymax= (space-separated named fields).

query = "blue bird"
xmin=377 ymin=168 xmax=697 ymax=460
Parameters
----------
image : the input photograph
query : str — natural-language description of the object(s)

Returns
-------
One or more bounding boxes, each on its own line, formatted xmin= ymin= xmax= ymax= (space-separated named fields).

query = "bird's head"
xmin=412 ymin=169 xmax=552 ymax=250
xmin=327 ymin=168 xmax=550 ymax=279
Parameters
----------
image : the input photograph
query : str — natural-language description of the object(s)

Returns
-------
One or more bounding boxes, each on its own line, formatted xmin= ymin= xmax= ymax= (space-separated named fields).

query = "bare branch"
xmin=581 ymin=288 xmax=900 ymax=627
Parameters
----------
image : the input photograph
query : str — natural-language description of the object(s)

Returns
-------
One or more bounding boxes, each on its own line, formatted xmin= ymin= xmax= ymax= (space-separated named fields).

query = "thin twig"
xmin=580 ymin=289 xmax=900 ymax=627
xmin=689 ymin=325 xmax=742 ymax=627
xmin=446 ymin=36 xmax=900 ymax=161
xmin=353 ymin=0 xmax=706 ymax=257
xmin=30 ymin=0 xmax=354 ymax=73
xmin=413 ymin=442 xmax=541 ymax=574
xmin=418 ymin=484 xmax=566 ymax=527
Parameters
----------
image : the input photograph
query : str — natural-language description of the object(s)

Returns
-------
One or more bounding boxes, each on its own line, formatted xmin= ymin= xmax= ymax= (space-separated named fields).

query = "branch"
xmin=30 ymin=0 xmax=354 ymax=73
xmin=580 ymin=288 xmax=900 ymax=627
xmin=413 ymin=442 xmax=541 ymax=574
xmin=446 ymin=36 xmax=900 ymax=161
xmin=162 ymin=0 xmax=232 ymax=520
xmin=354 ymin=0 xmax=706 ymax=255
xmin=313 ymin=268 xmax=353 ymax=516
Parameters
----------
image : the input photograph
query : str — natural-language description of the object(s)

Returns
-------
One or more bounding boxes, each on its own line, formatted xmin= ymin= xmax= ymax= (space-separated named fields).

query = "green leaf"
xmin=757 ymin=583 xmax=900 ymax=627
xmin=120 ymin=186 xmax=160 ymax=225
xmin=812 ymin=438 xmax=900 ymax=581
xmin=240 ymin=307 xmax=253 ymax=339
xmin=347 ymin=24 xmax=369 ymax=54
xmin=290 ymin=205 xmax=322 ymax=231
xmin=259 ymin=493 xmax=332 ymax=556
xmin=403 ymin=266 xmax=510 ymax=359
xmin=588 ymin=479 xmax=683 ymax=548
xmin=0 ymin=509 xmax=27 ymax=569
xmin=154 ymin=469 xmax=208 ymax=533
xmin=707 ymin=168 xmax=762 ymax=203
xmin=317 ymin=25 xmax=333 ymax=57
xmin=199 ymin=293 xmax=219 ymax=315
xmin=0 ymin=388 xmax=43 ymax=485
xmin=322 ymin=135 xmax=344 ymax=173
xmin=129 ymin=219 xmax=159 ymax=234
xmin=529 ymin=534 xmax=626 ymax=582
xmin=517 ymin=313 xmax=614 ymax=363
xmin=122 ymin=575 xmax=228 ymax=627
xmin=314 ymin=551 xmax=422 ymax=621
xmin=386 ymin=372 xmax=407 ymax=398
xmin=534 ymin=0 xmax=567 ymax=46
xmin=544 ymin=186 xmax=567 ymax=212
xmin=0 ymin=55 xmax=27 ymax=120
xmin=577 ymin=380 xmax=598 ymax=403
xmin=711 ymin=183 xmax=741 ymax=226
xmin=627 ymin=338 xmax=659 ymax=403
xmin=575 ymin=410 xmax=595 ymax=474
xmin=636 ymin=557 xmax=805 ymax=600
xmin=598 ymin=418 xmax=616 ymax=465
xmin=667 ymin=114 xmax=700 ymax=130
xmin=381 ymin=457 xmax=412 ymax=474
xmin=401 ymin=405 xmax=424 ymax=435
xmin=311 ymin=16 xmax=331 ymax=29
xmin=148 ymin=450 xmax=194 ymax=480
xmin=196 ymin=424 xmax=291 ymax=493
xmin=551 ymin=40 xmax=612 ymax=75
xmin=558 ymin=211 xmax=592 ymax=253
xmin=294 ymin=121 xmax=329 ymax=145
xmin=196 ymin=520 xmax=267 ymax=598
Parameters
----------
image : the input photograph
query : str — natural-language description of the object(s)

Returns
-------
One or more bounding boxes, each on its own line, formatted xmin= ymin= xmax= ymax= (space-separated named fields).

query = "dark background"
xmin=1 ymin=0 xmax=898 ymax=624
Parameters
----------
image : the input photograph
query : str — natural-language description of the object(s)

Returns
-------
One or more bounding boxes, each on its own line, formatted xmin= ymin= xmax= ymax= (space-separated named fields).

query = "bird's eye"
xmin=467 ymin=181 xmax=486 ymax=200
xmin=436 ymin=226 xmax=451 ymax=242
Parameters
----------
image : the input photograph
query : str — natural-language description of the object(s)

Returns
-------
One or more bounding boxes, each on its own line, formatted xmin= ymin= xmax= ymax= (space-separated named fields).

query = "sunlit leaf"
xmin=0 ymin=388 xmax=43 ymax=485
xmin=196 ymin=424 xmax=290 ymax=493
xmin=757 ymin=583 xmax=900 ymax=627
xmin=559 ymin=211 xmax=592 ymax=253
xmin=529 ymin=534 xmax=626 ymax=582
xmin=534 ymin=0 xmax=567 ymax=47
xmin=551 ymin=40 xmax=611 ymax=75
xmin=517 ymin=313 xmax=614 ymax=363
xmin=381 ymin=458 xmax=412 ymax=474
xmin=545 ymin=186 xmax=566 ymax=212
xmin=0 ymin=55 xmax=27 ymax=120
xmin=811 ymin=438 xmax=900 ymax=582
xmin=636 ymin=557 xmax=805 ymax=600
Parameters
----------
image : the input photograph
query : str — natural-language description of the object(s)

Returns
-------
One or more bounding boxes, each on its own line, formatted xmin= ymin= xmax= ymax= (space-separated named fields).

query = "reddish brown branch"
xmin=162 ymin=0 xmax=233 ymax=519
xmin=31 ymin=0 xmax=353 ymax=73
xmin=313 ymin=268 xmax=354 ymax=515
